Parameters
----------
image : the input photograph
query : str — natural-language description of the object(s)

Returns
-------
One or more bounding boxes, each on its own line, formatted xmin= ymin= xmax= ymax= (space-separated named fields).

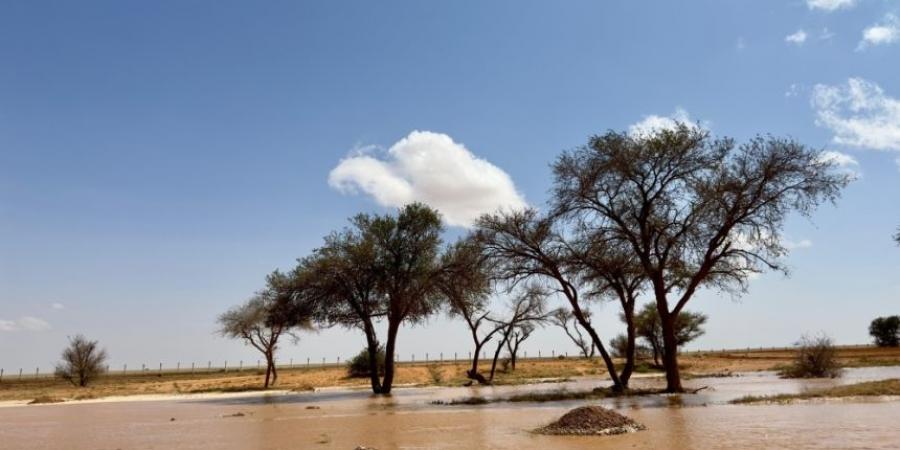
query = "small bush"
xmin=780 ymin=334 xmax=841 ymax=379
xmin=346 ymin=346 xmax=385 ymax=378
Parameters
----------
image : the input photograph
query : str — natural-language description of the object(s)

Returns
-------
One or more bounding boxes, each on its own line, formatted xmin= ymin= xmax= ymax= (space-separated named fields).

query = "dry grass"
xmin=2 ymin=345 xmax=897 ymax=403
xmin=731 ymin=378 xmax=900 ymax=404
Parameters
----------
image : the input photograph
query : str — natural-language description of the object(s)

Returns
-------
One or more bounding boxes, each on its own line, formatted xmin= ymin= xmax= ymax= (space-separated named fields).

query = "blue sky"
xmin=1 ymin=0 xmax=898 ymax=371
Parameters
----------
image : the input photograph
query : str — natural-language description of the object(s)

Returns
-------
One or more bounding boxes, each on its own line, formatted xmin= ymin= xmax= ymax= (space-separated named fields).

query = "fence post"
xmin=290 ymin=358 xmax=293 ymax=369
xmin=239 ymin=360 xmax=243 ymax=371
xmin=123 ymin=364 xmax=127 ymax=374
xmin=425 ymin=353 xmax=428 ymax=362
xmin=307 ymin=357 xmax=310 ymax=367
xmin=538 ymin=350 xmax=541 ymax=358
xmin=258 ymin=360 xmax=261 ymax=370
xmin=224 ymin=361 xmax=228 ymax=372
xmin=141 ymin=363 xmax=145 ymax=372
xmin=207 ymin=361 xmax=211 ymax=372
xmin=412 ymin=354 xmax=415 ymax=362
xmin=454 ymin=352 xmax=457 ymax=361
xmin=191 ymin=362 xmax=195 ymax=374
xmin=36 ymin=367 xmax=39 ymax=377
xmin=1 ymin=368 xmax=3 ymax=382
xmin=551 ymin=350 xmax=555 ymax=357
xmin=336 ymin=357 xmax=339 ymax=365
xmin=159 ymin=363 xmax=162 ymax=373
xmin=177 ymin=362 xmax=180 ymax=372
xmin=440 ymin=352 xmax=443 ymax=362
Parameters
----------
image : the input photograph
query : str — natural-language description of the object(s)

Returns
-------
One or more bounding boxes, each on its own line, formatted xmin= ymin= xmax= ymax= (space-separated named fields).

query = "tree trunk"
xmin=659 ymin=313 xmax=683 ymax=393
xmin=570 ymin=308 xmax=623 ymax=391
xmin=263 ymin=355 xmax=272 ymax=389
xmin=362 ymin=319 xmax=383 ymax=394
xmin=619 ymin=305 xmax=637 ymax=388
xmin=380 ymin=319 xmax=401 ymax=394
xmin=488 ymin=334 xmax=507 ymax=382
xmin=467 ymin=341 xmax=490 ymax=384
xmin=269 ymin=355 xmax=278 ymax=386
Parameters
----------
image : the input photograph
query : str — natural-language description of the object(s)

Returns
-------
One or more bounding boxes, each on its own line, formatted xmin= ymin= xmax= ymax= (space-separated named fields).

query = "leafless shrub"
xmin=55 ymin=335 xmax=108 ymax=387
xmin=780 ymin=334 xmax=841 ymax=378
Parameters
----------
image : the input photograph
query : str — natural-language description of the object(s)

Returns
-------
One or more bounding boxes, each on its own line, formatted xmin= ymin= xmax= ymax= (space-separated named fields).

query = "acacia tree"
xmin=485 ymin=286 xmax=548 ymax=381
xmin=475 ymin=209 xmax=625 ymax=391
xmin=218 ymin=271 xmax=310 ymax=388
xmin=505 ymin=321 xmax=536 ymax=371
xmin=869 ymin=316 xmax=900 ymax=347
xmin=550 ymin=308 xmax=595 ymax=358
xmin=631 ymin=303 xmax=706 ymax=367
xmin=440 ymin=239 xmax=507 ymax=385
xmin=55 ymin=335 xmax=108 ymax=387
xmin=553 ymin=125 xmax=850 ymax=392
xmin=305 ymin=203 xmax=445 ymax=394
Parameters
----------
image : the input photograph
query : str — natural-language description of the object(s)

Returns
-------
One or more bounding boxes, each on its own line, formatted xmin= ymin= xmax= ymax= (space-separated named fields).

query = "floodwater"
xmin=2 ymin=367 xmax=899 ymax=449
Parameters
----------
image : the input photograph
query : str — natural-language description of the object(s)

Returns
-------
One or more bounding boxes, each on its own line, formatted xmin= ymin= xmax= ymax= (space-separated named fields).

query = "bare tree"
xmin=55 ymin=335 xmax=108 ymax=387
xmin=218 ymin=271 xmax=311 ymax=388
xmin=552 ymin=125 xmax=850 ymax=392
xmin=549 ymin=308 xmax=595 ymax=358
xmin=505 ymin=321 xmax=537 ymax=371
xmin=485 ymin=286 xmax=549 ymax=382
xmin=475 ymin=209 xmax=626 ymax=391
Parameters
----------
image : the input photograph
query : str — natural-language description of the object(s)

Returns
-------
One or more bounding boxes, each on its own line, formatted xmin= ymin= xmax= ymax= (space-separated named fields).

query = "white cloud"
xmin=859 ymin=14 xmax=900 ymax=49
xmin=818 ymin=150 xmax=859 ymax=168
xmin=0 ymin=316 xmax=51 ymax=332
xmin=329 ymin=131 xmax=527 ymax=227
xmin=811 ymin=78 xmax=900 ymax=152
xmin=628 ymin=108 xmax=706 ymax=137
xmin=783 ymin=238 xmax=814 ymax=250
xmin=785 ymin=30 xmax=808 ymax=45
xmin=806 ymin=0 xmax=857 ymax=11
xmin=51 ymin=302 xmax=65 ymax=310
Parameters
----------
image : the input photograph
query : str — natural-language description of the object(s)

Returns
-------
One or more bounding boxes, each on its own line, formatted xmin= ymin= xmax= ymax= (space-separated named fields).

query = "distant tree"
xmin=609 ymin=333 xmax=650 ymax=360
xmin=505 ymin=322 xmax=536 ymax=371
xmin=894 ymin=227 xmax=899 ymax=246
xmin=631 ymin=303 xmax=707 ymax=367
xmin=552 ymin=125 xmax=850 ymax=391
xmin=306 ymin=203 xmax=446 ymax=394
xmin=347 ymin=346 xmax=386 ymax=378
xmin=869 ymin=316 xmax=900 ymax=347
xmin=485 ymin=286 xmax=549 ymax=381
xmin=55 ymin=335 xmax=108 ymax=387
xmin=550 ymin=308 xmax=596 ymax=358
xmin=218 ymin=272 xmax=312 ymax=388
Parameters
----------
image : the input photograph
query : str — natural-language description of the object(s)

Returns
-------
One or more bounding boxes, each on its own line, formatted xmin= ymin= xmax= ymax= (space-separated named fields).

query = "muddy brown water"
xmin=2 ymin=367 xmax=898 ymax=449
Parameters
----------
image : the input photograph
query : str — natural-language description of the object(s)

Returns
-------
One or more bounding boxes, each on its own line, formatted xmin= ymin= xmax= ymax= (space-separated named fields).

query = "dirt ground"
xmin=3 ymin=345 xmax=899 ymax=403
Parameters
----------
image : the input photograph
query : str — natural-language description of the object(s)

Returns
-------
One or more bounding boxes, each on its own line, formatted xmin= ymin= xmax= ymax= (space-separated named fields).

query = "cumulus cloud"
xmin=51 ymin=302 xmax=65 ymax=310
xmin=0 ymin=316 xmax=51 ymax=332
xmin=785 ymin=30 xmax=808 ymax=45
xmin=628 ymin=108 xmax=705 ymax=137
xmin=858 ymin=14 xmax=900 ymax=49
xmin=329 ymin=131 xmax=527 ymax=227
xmin=811 ymin=78 xmax=900 ymax=152
xmin=806 ymin=0 xmax=856 ymax=11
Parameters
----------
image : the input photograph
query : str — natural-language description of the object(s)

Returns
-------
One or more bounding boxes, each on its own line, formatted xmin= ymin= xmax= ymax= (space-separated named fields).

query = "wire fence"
xmin=0 ymin=344 xmax=875 ymax=382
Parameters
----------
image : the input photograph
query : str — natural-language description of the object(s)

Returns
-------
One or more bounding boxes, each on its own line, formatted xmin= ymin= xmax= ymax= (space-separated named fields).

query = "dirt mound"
xmin=535 ymin=406 xmax=645 ymax=436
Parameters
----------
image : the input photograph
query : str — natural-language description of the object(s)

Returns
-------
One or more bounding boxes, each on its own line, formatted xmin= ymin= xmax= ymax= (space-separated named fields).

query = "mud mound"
xmin=536 ymin=406 xmax=645 ymax=436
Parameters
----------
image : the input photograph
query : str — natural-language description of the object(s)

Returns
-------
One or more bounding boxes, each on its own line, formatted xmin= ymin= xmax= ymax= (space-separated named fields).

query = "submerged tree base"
xmin=535 ymin=406 xmax=646 ymax=436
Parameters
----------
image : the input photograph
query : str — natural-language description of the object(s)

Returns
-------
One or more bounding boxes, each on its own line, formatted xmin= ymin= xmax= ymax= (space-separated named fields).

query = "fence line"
xmin=0 ymin=344 xmax=875 ymax=382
